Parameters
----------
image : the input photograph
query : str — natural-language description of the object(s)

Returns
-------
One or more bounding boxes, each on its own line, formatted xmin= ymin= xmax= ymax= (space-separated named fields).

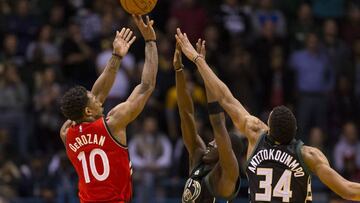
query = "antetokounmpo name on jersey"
xmin=68 ymin=134 xmax=106 ymax=152
xmin=248 ymin=149 xmax=305 ymax=177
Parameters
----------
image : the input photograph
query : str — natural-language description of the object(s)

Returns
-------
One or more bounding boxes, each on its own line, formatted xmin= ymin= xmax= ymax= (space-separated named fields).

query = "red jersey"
xmin=65 ymin=117 xmax=132 ymax=203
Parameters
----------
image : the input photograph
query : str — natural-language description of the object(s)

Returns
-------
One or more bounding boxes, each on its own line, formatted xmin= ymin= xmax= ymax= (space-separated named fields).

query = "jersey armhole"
xmin=244 ymin=134 xmax=265 ymax=169
xmin=296 ymin=142 xmax=312 ymax=175
xmin=204 ymin=174 xmax=241 ymax=201
xmin=102 ymin=117 xmax=128 ymax=149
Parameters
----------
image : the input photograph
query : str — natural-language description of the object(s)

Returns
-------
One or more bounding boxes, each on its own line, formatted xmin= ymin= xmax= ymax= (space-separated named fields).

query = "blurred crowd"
xmin=0 ymin=0 xmax=360 ymax=202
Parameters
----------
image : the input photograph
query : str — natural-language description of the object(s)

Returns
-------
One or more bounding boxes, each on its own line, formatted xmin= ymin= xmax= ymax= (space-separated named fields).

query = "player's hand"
xmin=60 ymin=120 xmax=75 ymax=138
xmin=173 ymin=43 xmax=183 ymax=71
xmin=113 ymin=28 xmax=136 ymax=57
xmin=175 ymin=28 xmax=200 ymax=63
xmin=132 ymin=15 xmax=156 ymax=41
xmin=196 ymin=39 xmax=206 ymax=58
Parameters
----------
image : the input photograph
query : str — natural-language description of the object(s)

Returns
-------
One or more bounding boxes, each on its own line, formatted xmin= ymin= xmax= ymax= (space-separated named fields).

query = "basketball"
xmin=120 ymin=0 xmax=158 ymax=15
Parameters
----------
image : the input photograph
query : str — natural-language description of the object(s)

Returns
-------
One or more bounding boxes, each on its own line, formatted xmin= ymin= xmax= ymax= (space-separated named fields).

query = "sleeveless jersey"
xmin=246 ymin=134 xmax=312 ymax=203
xmin=182 ymin=162 xmax=240 ymax=203
xmin=65 ymin=117 xmax=132 ymax=203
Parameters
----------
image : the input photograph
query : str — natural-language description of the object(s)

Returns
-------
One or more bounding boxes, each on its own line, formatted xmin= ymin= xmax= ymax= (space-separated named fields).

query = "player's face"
xmin=86 ymin=92 xmax=103 ymax=119
xmin=202 ymin=140 xmax=219 ymax=164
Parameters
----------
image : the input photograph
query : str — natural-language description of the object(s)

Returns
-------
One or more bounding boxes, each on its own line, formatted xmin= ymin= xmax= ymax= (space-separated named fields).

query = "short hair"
xmin=60 ymin=86 xmax=88 ymax=121
xmin=269 ymin=106 xmax=297 ymax=144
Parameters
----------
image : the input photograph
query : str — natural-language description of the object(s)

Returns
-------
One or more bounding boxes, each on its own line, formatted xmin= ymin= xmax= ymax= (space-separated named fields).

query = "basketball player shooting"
xmin=174 ymin=42 xmax=242 ymax=203
xmin=175 ymin=28 xmax=360 ymax=202
xmin=59 ymin=15 xmax=158 ymax=203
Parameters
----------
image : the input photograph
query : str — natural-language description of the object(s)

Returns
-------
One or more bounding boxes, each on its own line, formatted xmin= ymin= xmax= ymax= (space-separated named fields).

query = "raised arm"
xmin=207 ymin=103 xmax=239 ymax=197
xmin=174 ymin=43 xmax=206 ymax=161
xmin=175 ymin=29 xmax=265 ymax=143
xmin=106 ymin=15 xmax=158 ymax=136
xmin=91 ymin=28 xmax=136 ymax=104
xmin=303 ymin=146 xmax=360 ymax=201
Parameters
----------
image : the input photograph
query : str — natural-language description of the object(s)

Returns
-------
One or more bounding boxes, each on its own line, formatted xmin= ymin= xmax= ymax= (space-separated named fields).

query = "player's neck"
xmin=76 ymin=117 xmax=97 ymax=124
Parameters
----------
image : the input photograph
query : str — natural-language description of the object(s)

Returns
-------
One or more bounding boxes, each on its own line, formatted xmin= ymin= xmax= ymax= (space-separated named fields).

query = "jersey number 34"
xmin=77 ymin=148 xmax=110 ymax=183
xmin=255 ymin=168 xmax=293 ymax=202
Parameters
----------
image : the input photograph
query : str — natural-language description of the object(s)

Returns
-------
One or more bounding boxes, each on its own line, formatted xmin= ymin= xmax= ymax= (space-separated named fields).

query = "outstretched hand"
xmin=132 ymin=15 xmax=156 ymax=41
xmin=196 ymin=39 xmax=206 ymax=58
xmin=173 ymin=43 xmax=183 ymax=70
xmin=113 ymin=28 xmax=136 ymax=57
xmin=175 ymin=28 xmax=201 ymax=63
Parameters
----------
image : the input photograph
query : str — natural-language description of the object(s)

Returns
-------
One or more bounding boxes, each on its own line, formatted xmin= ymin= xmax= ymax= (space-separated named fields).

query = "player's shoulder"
xmin=301 ymin=145 xmax=323 ymax=159
xmin=301 ymin=145 xmax=328 ymax=173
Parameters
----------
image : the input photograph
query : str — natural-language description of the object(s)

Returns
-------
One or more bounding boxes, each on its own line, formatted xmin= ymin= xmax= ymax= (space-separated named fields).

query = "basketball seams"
xmin=131 ymin=0 xmax=147 ymax=14
xmin=120 ymin=0 xmax=157 ymax=15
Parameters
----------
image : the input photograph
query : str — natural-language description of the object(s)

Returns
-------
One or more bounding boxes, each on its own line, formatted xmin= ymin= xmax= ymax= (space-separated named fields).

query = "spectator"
xmin=18 ymin=155 xmax=52 ymax=199
xmin=329 ymin=76 xmax=358 ymax=135
xmin=289 ymin=2 xmax=317 ymax=50
xmin=341 ymin=5 xmax=360 ymax=45
xmin=290 ymin=32 xmax=334 ymax=138
xmin=0 ymin=148 xmax=21 ymax=200
xmin=215 ymin=0 xmax=251 ymax=39
xmin=251 ymin=0 xmax=287 ymax=37
xmin=223 ymin=47 xmax=260 ymax=113
xmin=6 ymin=0 xmax=40 ymax=53
xmin=129 ymin=116 xmax=172 ymax=203
xmin=322 ymin=19 xmax=351 ymax=77
xmin=75 ymin=6 xmax=102 ymax=44
xmin=334 ymin=122 xmax=360 ymax=172
xmin=33 ymin=68 xmax=62 ymax=152
xmin=251 ymin=20 xmax=285 ymax=79
xmin=263 ymin=46 xmax=294 ymax=110
xmin=308 ymin=127 xmax=328 ymax=157
xmin=26 ymin=25 xmax=61 ymax=69
xmin=0 ymin=63 xmax=28 ymax=157
xmin=48 ymin=151 xmax=77 ymax=203
xmin=0 ymin=34 xmax=25 ymax=68
xmin=61 ymin=22 xmax=96 ymax=88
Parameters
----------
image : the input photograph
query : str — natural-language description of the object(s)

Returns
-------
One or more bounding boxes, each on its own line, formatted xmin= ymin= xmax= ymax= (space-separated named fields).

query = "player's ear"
xmin=84 ymin=107 xmax=93 ymax=116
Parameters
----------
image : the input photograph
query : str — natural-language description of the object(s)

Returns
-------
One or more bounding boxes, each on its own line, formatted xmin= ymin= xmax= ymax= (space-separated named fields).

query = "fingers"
xmin=128 ymin=36 xmax=136 ymax=45
xmin=119 ymin=28 xmax=126 ymax=38
xmin=196 ymin=38 xmax=201 ymax=52
xmin=125 ymin=30 xmax=133 ymax=41
xmin=123 ymin=28 xmax=130 ymax=39
xmin=133 ymin=14 xmax=146 ymax=27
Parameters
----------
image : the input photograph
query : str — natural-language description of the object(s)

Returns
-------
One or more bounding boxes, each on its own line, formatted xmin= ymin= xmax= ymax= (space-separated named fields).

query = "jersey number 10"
xmin=255 ymin=168 xmax=293 ymax=202
xmin=77 ymin=148 xmax=110 ymax=183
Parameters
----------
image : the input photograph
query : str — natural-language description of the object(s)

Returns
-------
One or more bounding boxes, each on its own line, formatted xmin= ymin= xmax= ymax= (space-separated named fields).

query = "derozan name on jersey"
xmin=248 ymin=149 xmax=305 ymax=177
xmin=68 ymin=134 xmax=106 ymax=152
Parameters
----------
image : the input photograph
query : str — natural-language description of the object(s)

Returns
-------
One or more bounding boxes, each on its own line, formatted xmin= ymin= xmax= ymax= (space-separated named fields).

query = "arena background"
xmin=0 ymin=0 xmax=359 ymax=202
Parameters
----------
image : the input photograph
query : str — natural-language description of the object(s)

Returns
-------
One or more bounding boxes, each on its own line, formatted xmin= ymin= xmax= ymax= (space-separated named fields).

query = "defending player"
xmin=175 ymin=28 xmax=360 ymax=202
xmin=59 ymin=15 xmax=158 ymax=203
xmin=174 ymin=42 xmax=242 ymax=203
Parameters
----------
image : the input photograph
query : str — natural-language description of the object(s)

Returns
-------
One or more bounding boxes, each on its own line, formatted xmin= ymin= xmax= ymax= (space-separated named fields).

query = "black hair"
xmin=269 ymin=106 xmax=297 ymax=144
xmin=60 ymin=86 xmax=88 ymax=121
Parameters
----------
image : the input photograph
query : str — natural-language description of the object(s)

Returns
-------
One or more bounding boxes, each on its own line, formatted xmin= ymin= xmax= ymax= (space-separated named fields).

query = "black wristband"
xmin=145 ymin=39 xmax=156 ymax=43
xmin=112 ymin=53 xmax=123 ymax=59
xmin=208 ymin=102 xmax=223 ymax=115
